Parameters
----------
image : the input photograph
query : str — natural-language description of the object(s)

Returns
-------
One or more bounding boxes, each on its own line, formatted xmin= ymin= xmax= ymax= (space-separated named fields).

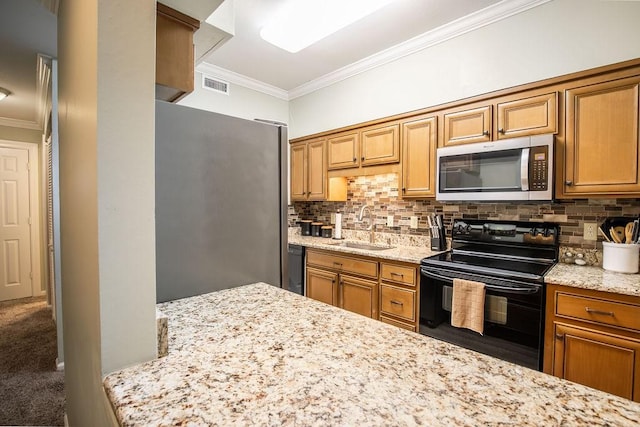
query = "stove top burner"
xmin=421 ymin=219 xmax=559 ymax=283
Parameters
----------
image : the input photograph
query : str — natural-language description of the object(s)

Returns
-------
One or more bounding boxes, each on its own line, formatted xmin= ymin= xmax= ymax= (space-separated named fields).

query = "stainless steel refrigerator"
xmin=155 ymin=101 xmax=287 ymax=302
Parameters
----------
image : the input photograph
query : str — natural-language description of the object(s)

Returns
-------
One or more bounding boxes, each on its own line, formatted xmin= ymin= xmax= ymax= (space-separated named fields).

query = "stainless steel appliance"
xmin=287 ymin=244 xmax=305 ymax=295
xmin=419 ymin=219 xmax=559 ymax=370
xmin=436 ymin=134 xmax=554 ymax=201
xmin=155 ymin=101 xmax=287 ymax=302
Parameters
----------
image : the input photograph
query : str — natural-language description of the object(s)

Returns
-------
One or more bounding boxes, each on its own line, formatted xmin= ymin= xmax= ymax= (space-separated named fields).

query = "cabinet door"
xmin=564 ymin=77 xmax=640 ymax=196
xmin=289 ymin=143 xmax=307 ymax=201
xmin=306 ymin=139 xmax=326 ymax=200
xmin=443 ymin=105 xmax=492 ymax=146
xmin=496 ymin=92 xmax=557 ymax=140
xmin=553 ymin=323 xmax=640 ymax=401
xmin=307 ymin=267 xmax=338 ymax=306
xmin=327 ymin=132 xmax=359 ymax=170
xmin=361 ymin=124 xmax=400 ymax=166
xmin=339 ymin=275 xmax=378 ymax=319
xmin=401 ymin=116 xmax=437 ymax=198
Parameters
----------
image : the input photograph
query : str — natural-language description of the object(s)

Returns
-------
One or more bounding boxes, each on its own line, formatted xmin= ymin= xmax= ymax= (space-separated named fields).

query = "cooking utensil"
xmin=610 ymin=226 xmax=624 ymax=243
xmin=598 ymin=227 xmax=611 ymax=242
xmin=625 ymin=222 xmax=635 ymax=244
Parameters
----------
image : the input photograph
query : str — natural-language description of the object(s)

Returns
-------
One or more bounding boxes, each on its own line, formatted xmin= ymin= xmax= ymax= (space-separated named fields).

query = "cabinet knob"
xmin=483 ymin=130 xmax=490 ymax=136
xmin=555 ymin=333 xmax=564 ymax=340
xmin=361 ymin=156 xmax=365 ymax=161
xmin=565 ymin=181 xmax=573 ymax=186
xmin=498 ymin=128 xmax=505 ymax=134
xmin=353 ymin=157 xmax=357 ymax=162
xmin=402 ymin=187 xmax=406 ymax=193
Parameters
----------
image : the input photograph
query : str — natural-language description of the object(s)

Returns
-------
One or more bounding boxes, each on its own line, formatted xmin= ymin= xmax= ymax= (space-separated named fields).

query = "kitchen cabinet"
xmin=306 ymin=249 xmax=379 ymax=319
xmin=442 ymin=105 xmax=492 ymax=146
xmin=379 ymin=261 xmax=418 ymax=331
xmin=156 ymin=3 xmax=200 ymax=102
xmin=544 ymin=284 xmax=640 ymax=402
xmin=442 ymin=92 xmax=557 ymax=146
xmin=562 ymin=76 xmax=640 ymax=197
xmin=401 ymin=115 xmax=437 ymax=198
xmin=290 ymin=139 xmax=346 ymax=202
xmin=327 ymin=132 xmax=359 ymax=170
xmin=327 ymin=123 xmax=399 ymax=172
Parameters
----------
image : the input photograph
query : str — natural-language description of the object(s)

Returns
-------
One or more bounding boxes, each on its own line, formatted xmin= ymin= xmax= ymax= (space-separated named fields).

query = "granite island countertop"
xmin=545 ymin=263 xmax=640 ymax=297
xmin=104 ymin=283 xmax=640 ymax=426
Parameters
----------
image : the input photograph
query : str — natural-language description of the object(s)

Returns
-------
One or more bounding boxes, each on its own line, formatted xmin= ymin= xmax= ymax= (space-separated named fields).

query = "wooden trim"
xmin=157 ymin=3 xmax=200 ymax=30
xmin=290 ymin=58 xmax=640 ymax=144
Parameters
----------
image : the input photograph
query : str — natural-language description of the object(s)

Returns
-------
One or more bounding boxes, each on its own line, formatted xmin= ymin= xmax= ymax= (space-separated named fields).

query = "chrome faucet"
xmin=358 ymin=205 xmax=375 ymax=244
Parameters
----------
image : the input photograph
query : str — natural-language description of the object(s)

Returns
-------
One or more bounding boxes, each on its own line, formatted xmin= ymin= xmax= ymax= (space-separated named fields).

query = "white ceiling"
xmin=203 ymin=0 xmax=500 ymax=92
xmin=0 ymin=0 xmax=533 ymax=131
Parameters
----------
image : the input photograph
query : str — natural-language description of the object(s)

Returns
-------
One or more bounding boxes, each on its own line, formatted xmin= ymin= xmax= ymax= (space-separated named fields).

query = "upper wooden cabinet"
xmin=156 ymin=3 xmax=200 ymax=102
xmin=328 ymin=124 xmax=399 ymax=171
xmin=401 ymin=115 xmax=437 ymax=198
xmin=443 ymin=105 xmax=492 ymax=146
xmin=360 ymin=123 xmax=400 ymax=166
xmin=290 ymin=139 xmax=327 ymax=201
xmin=497 ymin=92 xmax=557 ymax=139
xmin=327 ymin=132 xmax=359 ymax=170
xmin=442 ymin=92 xmax=557 ymax=146
xmin=562 ymin=76 xmax=640 ymax=197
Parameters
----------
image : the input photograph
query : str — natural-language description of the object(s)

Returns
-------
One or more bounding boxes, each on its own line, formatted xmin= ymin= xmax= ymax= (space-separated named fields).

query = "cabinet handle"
xmin=390 ymin=272 xmax=404 ymax=278
xmin=333 ymin=262 xmax=343 ymax=267
xmin=498 ymin=128 xmax=505 ymax=134
xmin=565 ymin=181 xmax=573 ymax=186
xmin=585 ymin=307 xmax=614 ymax=316
xmin=483 ymin=130 xmax=490 ymax=136
xmin=353 ymin=157 xmax=357 ymax=162
xmin=390 ymin=300 xmax=404 ymax=306
xmin=555 ymin=333 xmax=564 ymax=340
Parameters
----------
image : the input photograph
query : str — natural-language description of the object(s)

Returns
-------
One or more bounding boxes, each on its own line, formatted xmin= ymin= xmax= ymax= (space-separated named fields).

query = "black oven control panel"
xmin=452 ymin=219 xmax=559 ymax=247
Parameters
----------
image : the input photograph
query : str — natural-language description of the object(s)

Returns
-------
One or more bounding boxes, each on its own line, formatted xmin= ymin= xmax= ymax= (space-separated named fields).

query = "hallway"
xmin=0 ymin=296 xmax=64 ymax=426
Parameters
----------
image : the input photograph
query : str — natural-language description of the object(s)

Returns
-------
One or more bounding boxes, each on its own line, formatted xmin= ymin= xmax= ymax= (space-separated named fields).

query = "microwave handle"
xmin=520 ymin=148 xmax=530 ymax=191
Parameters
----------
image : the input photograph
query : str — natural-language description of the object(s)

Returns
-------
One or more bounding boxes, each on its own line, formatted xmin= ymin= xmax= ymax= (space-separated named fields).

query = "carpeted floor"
xmin=0 ymin=296 xmax=65 ymax=426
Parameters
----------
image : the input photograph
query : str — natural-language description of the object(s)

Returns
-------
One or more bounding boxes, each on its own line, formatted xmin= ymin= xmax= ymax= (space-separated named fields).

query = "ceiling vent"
xmin=202 ymin=75 xmax=229 ymax=95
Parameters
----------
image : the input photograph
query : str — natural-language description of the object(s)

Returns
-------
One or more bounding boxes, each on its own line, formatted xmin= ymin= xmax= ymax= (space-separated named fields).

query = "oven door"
xmin=419 ymin=267 xmax=544 ymax=370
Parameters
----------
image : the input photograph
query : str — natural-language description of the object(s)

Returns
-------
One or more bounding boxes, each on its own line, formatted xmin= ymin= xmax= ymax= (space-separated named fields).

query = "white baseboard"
xmin=64 ymin=413 xmax=69 ymax=427
xmin=56 ymin=360 xmax=64 ymax=371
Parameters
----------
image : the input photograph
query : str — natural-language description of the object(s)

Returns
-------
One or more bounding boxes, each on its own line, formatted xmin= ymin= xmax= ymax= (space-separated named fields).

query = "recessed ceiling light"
xmin=0 ymin=87 xmax=10 ymax=101
xmin=260 ymin=0 xmax=396 ymax=53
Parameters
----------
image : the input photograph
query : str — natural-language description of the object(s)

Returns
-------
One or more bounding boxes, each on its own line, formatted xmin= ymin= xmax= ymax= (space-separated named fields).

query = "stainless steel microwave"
xmin=436 ymin=134 xmax=554 ymax=201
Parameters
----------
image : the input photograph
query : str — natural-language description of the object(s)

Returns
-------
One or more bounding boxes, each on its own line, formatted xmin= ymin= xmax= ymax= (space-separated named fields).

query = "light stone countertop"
xmin=104 ymin=283 xmax=640 ymax=426
xmin=288 ymin=232 xmax=438 ymax=264
xmin=545 ymin=263 xmax=640 ymax=297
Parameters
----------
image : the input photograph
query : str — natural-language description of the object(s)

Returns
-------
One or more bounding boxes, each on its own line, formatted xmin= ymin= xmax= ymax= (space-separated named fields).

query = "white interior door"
xmin=0 ymin=146 xmax=32 ymax=301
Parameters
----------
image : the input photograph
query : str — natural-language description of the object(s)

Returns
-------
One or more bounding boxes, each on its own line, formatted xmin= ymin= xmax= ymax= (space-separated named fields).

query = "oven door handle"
xmin=420 ymin=268 xmax=540 ymax=294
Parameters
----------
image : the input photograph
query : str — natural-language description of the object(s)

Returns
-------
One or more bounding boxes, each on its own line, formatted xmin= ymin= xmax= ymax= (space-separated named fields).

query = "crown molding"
xmin=0 ymin=117 xmax=41 ymax=130
xmin=36 ymin=54 xmax=53 ymax=131
xmin=196 ymin=62 xmax=289 ymax=100
xmin=289 ymin=0 xmax=551 ymax=99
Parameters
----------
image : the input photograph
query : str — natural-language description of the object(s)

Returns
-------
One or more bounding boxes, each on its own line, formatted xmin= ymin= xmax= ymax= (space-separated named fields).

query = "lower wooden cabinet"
xmin=552 ymin=322 xmax=639 ymax=400
xmin=340 ymin=275 xmax=378 ymax=319
xmin=307 ymin=267 xmax=337 ymax=306
xmin=544 ymin=283 xmax=640 ymax=402
xmin=379 ymin=261 xmax=418 ymax=331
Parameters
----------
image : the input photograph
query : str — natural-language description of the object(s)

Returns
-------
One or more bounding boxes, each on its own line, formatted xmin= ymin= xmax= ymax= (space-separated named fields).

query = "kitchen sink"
xmin=328 ymin=241 xmax=395 ymax=251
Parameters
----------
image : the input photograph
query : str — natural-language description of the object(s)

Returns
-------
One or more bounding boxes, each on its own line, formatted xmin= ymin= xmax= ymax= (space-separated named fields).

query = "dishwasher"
xmin=287 ymin=244 xmax=305 ymax=295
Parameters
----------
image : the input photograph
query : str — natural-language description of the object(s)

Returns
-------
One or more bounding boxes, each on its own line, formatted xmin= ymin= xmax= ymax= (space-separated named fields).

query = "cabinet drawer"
xmin=307 ymin=250 xmax=377 ymax=279
xmin=380 ymin=263 xmax=416 ymax=287
xmin=556 ymin=293 xmax=640 ymax=332
xmin=380 ymin=284 xmax=415 ymax=322
xmin=380 ymin=315 xmax=416 ymax=332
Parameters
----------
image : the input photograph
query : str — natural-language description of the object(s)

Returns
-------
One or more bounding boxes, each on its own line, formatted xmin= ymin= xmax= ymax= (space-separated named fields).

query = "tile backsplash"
xmin=289 ymin=173 xmax=640 ymax=251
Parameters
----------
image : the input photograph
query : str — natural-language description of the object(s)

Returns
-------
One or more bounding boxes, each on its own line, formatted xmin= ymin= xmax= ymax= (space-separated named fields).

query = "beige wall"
xmin=0 ymin=124 xmax=41 ymax=144
xmin=289 ymin=0 xmax=640 ymax=138
xmin=57 ymin=0 xmax=156 ymax=424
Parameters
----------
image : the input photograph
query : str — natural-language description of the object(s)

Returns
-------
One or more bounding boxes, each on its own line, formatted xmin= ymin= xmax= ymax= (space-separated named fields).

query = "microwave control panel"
xmin=529 ymin=146 xmax=548 ymax=191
